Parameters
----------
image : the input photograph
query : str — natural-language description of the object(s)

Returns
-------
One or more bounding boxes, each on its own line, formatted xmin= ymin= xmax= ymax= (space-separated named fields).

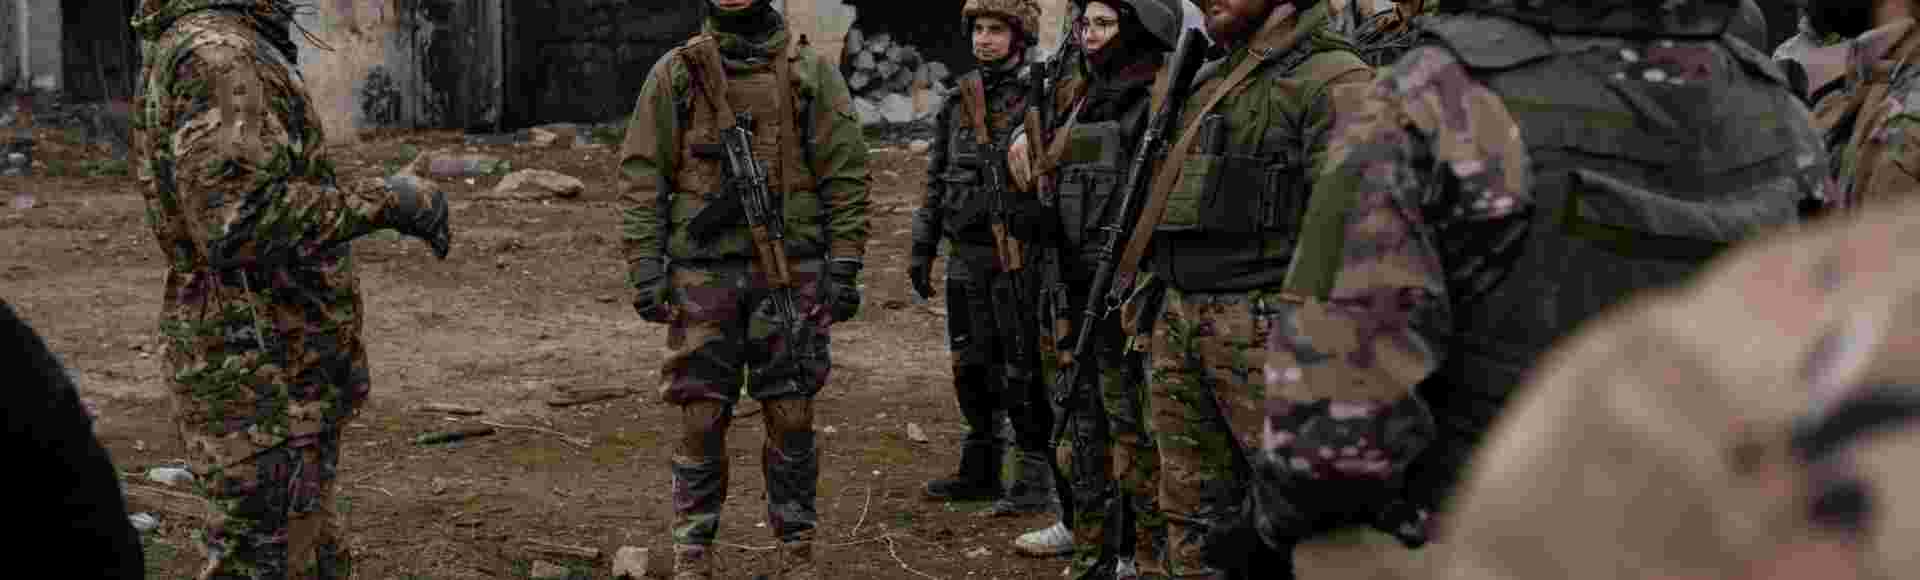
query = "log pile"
xmin=841 ymin=27 xmax=949 ymax=126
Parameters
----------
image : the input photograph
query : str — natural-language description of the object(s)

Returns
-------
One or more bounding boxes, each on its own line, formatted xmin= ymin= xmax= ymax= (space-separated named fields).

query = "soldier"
xmin=1437 ymin=196 xmax=1920 ymax=580
xmin=1805 ymin=0 xmax=1920 ymax=211
xmin=913 ymin=0 xmax=1060 ymax=518
xmin=1062 ymin=0 xmax=1380 ymax=576
xmin=129 ymin=0 xmax=454 ymax=577
xmin=1249 ymin=0 xmax=1825 ymax=576
xmin=617 ymin=0 xmax=870 ymax=577
xmin=1003 ymin=0 xmax=1181 ymax=572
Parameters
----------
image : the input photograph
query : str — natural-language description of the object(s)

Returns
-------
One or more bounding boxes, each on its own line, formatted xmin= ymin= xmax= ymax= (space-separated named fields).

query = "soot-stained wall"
xmin=504 ymin=0 xmax=707 ymax=126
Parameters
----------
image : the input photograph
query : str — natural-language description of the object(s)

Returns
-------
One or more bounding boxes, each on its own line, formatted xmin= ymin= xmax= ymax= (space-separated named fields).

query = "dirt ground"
xmin=0 ymin=125 xmax=1428 ymax=579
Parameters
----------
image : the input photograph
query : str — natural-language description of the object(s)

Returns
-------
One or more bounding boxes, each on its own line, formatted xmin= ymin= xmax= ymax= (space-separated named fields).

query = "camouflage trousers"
xmin=165 ymin=308 xmax=368 ymax=580
xmin=1146 ymin=289 xmax=1271 ymax=577
xmin=659 ymin=258 xmax=832 ymax=545
xmin=1047 ymin=275 xmax=1166 ymax=575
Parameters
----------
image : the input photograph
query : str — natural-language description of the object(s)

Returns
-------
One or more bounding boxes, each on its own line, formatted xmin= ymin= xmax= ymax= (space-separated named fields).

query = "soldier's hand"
xmin=1008 ymin=133 xmax=1032 ymax=191
xmin=908 ymin=251 xmax=936 ymax=300
xmin=828 ymin=258 xmax=864 ymax=322
xmin=630 ymin=258 xmax=673 ymax=324
xmin=380 ymin=174 xmax=453 ymax=259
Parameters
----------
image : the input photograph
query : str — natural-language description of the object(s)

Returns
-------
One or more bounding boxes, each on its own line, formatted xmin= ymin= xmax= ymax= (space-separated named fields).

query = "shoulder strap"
xmin=1114 ymin=4 xmax=1312 ymax=285
xmin=682 ymin=35 xmax=736 ymax=121
xmin=965 ymin=73 xmax=991 ymax=145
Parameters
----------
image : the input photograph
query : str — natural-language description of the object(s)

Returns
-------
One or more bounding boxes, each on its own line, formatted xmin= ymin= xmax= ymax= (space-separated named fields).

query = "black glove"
xmin=908 ymin=250 xmax=935 ymax=300
xmin=828 ymin=258 xmax=863 ymax=322
xmin=381 ymin=174 xmax=452 ymax=259
xmin=630 ymin=257 xmax=672 ymax=323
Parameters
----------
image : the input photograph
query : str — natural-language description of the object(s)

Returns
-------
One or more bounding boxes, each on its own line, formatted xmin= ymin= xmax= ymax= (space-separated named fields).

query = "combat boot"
xmin=671 ymin=544 xmax=715 ymax=580
xmin=775 ymin=539 xmax=820 ymax=580
xmin=924 ymin=440 xmax=1003 ymax=501
xmin=980 ymin=450 xmax=1056 ymax=516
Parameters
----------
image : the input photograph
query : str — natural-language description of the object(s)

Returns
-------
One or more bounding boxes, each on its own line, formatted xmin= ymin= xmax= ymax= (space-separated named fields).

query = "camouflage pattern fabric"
xmin=1133 ymin=3 xmax=1373 ymax=575
xmin=660 ymin=258 xmax=830 ymax=546
xmin=617 ymin=15 xmax=870 ymax=264
xmin=1147 ymin=290 xmax=1275 ymax=577
xmin=1438 ymin=195 xmax=1920 ymax=580
xmin=1812 ymin=18 xmax=1920 ymax=212
xmin=132 ymin=9 xmax=449 ymax=579
xmin=1262 ymin=6 xmax=1821 ymax=557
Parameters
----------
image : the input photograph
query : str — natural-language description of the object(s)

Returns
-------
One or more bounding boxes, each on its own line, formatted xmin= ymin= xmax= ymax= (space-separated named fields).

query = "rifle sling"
xmin=965 ymin=74 xmax=992 ymax=146
xmin=1113 ymin=4 xmax=1311 ymax=286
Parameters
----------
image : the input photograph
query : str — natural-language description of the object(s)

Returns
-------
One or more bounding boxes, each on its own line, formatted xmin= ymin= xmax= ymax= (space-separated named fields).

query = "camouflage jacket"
xmin=1145 ymin=1 xmax=1375 ymax=293
xmin=132 ymin=11 xmax=406 ymax=436
xmin=1811 ymin=18 xmax=1920 ymax=212
xmin=1438 ymin=195 xmax=1920 ymax=580
xmin=618 ymin=18 xmax=871 ymax=269
xmin=1261 ymin=11 xmax=1822 ymax=506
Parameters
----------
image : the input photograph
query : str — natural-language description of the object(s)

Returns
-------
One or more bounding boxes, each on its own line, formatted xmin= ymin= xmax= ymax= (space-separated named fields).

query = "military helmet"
xmin=964 ymin=0 xmax=1045 ymax=45
xmin=1076 ymin=0 xmax=1183 ymax=52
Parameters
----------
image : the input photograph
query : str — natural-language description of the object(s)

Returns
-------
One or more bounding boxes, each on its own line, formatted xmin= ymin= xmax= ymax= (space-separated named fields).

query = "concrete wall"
xmin=12 ymin=0 xmax=60 ymax=92
xmin=502 ymin=0 xmax=704 ymax=126
xmin=0 ymin=0 xmax=16 ymax=89
xmin=295 ymin=0 xmax=506 ymax=144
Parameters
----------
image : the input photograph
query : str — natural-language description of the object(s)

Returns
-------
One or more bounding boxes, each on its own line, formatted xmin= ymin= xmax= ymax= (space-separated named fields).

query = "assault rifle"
xmin=716 ymin=111 xmax=806 ymax=362
xmin=1049 ymin=27 xmax=1208 ymax=467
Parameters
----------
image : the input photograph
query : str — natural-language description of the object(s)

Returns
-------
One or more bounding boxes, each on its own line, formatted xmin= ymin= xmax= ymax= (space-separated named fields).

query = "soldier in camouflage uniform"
xmin=129 ymin=1 xmax=454 ymax=578
xmin=913 ymin=0 xmax=1060 ymax=518
xmin=617 ymin=0 xmax=870 ymax=577
xmin=1249 ymin=0 xmax=1825 ymax=576
xmin=1438 ymin=195 xmax=1920 ymax=580
xmin=1084 ymin=0 xmax=1377 ymax=576
xmin=1004 ymin=0 xmax=1181 ymax=572
xmin=1805 ymin=0 xmax=1920 ymax=211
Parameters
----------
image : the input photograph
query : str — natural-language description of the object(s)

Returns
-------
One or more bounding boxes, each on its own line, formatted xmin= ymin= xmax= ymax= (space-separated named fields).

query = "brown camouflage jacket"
xmin=1438 ymin=196 xmax=1920 ymax=580
xmin=1811 ymin=18 xmax=1920 ymax=212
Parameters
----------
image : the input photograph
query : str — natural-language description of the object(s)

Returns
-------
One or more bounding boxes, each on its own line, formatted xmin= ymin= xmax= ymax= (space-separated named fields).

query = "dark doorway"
xmin=60 ymin=0 xmax=141 ymax=102
xmin=501 ymin=0 xmax=708 ymax=128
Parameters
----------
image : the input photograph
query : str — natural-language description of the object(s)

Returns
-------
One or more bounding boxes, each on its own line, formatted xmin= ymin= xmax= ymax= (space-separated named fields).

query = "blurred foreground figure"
xmin=0 ymin=300 xmax=143 ymax=579
xmin=1440 ymin=197 xmax=1920 ymax=580
xmin=131 ymin=1 xmax=454 ymax=577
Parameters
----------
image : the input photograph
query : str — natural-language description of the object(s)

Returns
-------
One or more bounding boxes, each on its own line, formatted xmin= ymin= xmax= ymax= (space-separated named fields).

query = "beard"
xmin=1806 ymin=3 xmax=1875 ymax=40
xmin=1206 ymin=0 xmax=1274 ymax=45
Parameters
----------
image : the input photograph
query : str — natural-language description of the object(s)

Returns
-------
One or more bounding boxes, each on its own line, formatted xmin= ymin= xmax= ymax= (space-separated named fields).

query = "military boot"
xmin=775 ymin=539 xmax=820 ymax=580
xmin=671 ymin=544 xmax=715 ymax=580
xmin=980 ymin=450 xmax=1056 ymax=516
xmin=924 ymin=440 xmax=1003 ymax=501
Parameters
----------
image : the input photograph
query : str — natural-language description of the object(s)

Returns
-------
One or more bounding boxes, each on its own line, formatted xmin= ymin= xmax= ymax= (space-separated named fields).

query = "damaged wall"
xmin=0 ymin=0 xmax=15 ymax=89
xmin=295 ymin=0 xmax=504 ymax=144
xmin=11 ymin=0 xmax=61 ymax=92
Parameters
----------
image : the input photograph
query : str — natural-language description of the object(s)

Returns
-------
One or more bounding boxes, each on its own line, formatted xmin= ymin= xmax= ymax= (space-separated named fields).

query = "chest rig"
xmin=935 ymin=67 xmax=1028 ymax=243
xmin=670 ymin=34 xmax=818 ymax=253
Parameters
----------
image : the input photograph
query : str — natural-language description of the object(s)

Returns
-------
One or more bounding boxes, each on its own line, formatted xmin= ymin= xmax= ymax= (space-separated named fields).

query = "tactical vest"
xmin=666 ymin=36 xmax=825 ymax=261
xmin=1411 ymin=14 xmax=1822 ymax=500
xmin=1051 ymin=97 xmax=1150 ymax=276
xmin=933 ymin=67 xmax=1028 ymax=246
xmin=1146 ymin=46 xmax=1320 ymax=292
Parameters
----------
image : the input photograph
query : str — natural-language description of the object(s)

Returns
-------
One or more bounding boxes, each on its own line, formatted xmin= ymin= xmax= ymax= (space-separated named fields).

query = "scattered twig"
xmin=123 ymin=483 xmax=205 ymax=521
xmin=545 ymin=386 xmax=635 ymax=407
xmin=356 ymin=485 xmax=395 ymax=497
xmin=416 ymin=402 xmax=485 ymax=416
xmin=849 ymin=483 xmax=874 ymax=538
xmin=351 ymin=461 xmax=397 ymax=484
xmin=718 ymin=541 xmax=778 ymax=552
xmin=885 ymin=535 xmax=941 ymax=580
xmin=524 ymin=538 xmax=601 ymax=560
xmin=415 ymin=426 xmax=496 ymax=445
xmin=480 ymin=420 xmax=591 ymax=449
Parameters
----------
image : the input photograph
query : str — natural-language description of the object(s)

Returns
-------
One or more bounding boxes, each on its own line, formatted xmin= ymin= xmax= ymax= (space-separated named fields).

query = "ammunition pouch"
xmin=1163 ymin=126 xmax=1306 ymax=235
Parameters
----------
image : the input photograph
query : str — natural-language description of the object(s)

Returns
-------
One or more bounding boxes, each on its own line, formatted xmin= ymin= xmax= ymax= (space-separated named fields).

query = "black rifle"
xmin=716 ymin=111 xmax=807 ymax=368
xmin=1046 ymin=26 xmax=1209 ymax=577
